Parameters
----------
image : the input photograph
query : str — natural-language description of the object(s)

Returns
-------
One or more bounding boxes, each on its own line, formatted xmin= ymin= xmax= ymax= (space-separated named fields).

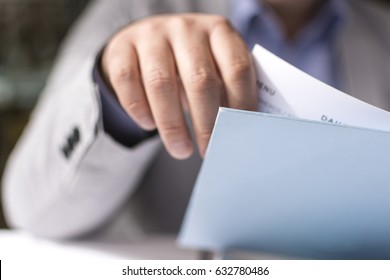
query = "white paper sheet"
xmin=253 ymin=45 xmax=390 ymax=131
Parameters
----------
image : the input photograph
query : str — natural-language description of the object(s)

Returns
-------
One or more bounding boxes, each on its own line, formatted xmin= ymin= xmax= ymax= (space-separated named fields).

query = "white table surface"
xmin=0 ymin=230 xmax=199 ymax=260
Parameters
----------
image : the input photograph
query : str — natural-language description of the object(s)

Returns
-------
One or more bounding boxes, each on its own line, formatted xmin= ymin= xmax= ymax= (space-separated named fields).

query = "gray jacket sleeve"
xmin=1 ymin=0 xmax=162 ymax=239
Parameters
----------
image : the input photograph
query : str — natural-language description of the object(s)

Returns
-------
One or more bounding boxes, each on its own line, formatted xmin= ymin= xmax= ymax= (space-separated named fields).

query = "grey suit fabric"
xmin=2 ymin=0 xmax=390 ymax=241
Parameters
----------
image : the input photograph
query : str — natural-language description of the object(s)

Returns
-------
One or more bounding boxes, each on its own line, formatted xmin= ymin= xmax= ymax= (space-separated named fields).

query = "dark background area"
xmin=0 ymin=0 xmax=389 ymax=230
xmin=0 ymin=0 xmax=90 ymax=229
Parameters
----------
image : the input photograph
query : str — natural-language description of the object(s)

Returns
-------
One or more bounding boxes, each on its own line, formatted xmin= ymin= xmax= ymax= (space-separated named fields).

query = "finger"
xmin=209 ymin=21 xmax=258 ymax=111
xmin=169 ymin=18 xmax=223 ymax=157
xmin=136 ymin=34 xmax=193 ymax=160
xmin=104 ymin=38 xmax=156 ymax=130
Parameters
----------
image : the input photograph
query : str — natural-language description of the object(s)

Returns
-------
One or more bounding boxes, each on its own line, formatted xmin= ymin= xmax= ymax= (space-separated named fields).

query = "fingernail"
xmin=139 ymin=116 xmax=156 ymax=130
xmin=170 ymin=141 xmax=193 ymax=160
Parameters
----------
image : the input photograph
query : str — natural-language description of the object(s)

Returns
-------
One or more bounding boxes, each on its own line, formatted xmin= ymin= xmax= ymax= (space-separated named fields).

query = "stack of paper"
xmin=178 ymin=45 xmax=390 ymax=259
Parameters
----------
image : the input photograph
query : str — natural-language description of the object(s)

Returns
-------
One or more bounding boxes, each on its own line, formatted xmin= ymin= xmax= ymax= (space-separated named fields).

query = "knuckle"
xmin=122 ymin=98 xmax=147 ymax=115
xmin=109 ymin=31 xmax=126 ymax=47
xmin=108 ymin=27 xmax=135 ymax=50
xmin=138 ymin=22 xmax=159 ymax=35
xmin=136 ymin=16 xmax=164 ymax=34
xmin=145 ymin=69 xmax=174 ymax=94
xmin=189 ymin=69 xmax=219 ymax=92
xmin=169 ymin=16 xmax=194 ymax=30
xmin=159 ymin=121 xmax=184 ymax=138
xmin=104 ymin=37 xmax=125 ymax=63
xmin=111 ymin=66 xmax=138 ymax=86
xmin=211 ymin=15 xmax=229 ymax=26
xmin=226 ymin=60 xmax=252 ymax=82
xmin=209 ymin=15 xmax=230 ymax=31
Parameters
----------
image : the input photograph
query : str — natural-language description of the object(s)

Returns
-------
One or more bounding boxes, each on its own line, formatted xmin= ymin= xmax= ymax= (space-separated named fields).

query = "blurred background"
xmin=0 ymin=0 xmax=90 ymax=229
xmin=0 ymin=0 xmax=389 ymax=230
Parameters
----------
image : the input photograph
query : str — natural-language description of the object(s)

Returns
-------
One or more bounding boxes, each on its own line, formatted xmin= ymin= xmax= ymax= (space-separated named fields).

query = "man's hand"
xmin=102 ymin=14 xmax=258 ymax=159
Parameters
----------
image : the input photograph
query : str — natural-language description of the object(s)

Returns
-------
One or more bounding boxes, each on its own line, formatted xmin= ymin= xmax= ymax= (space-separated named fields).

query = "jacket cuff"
xmin=92 ymin=50 xmax=157 ymax=147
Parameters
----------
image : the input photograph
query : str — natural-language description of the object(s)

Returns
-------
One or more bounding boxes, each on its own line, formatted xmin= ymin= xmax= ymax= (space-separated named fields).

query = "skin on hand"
xmin=102 ymin=14 xmax=258 ymax=160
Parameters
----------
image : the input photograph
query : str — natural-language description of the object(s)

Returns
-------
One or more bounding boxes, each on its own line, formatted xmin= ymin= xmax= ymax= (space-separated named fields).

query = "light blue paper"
xmin=178 ymin=108 xmax=390 ymax=259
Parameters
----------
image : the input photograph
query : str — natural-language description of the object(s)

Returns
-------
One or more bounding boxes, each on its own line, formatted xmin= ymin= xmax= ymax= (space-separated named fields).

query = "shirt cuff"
xmin=92 ymin=51 xmax=157 ymax=147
